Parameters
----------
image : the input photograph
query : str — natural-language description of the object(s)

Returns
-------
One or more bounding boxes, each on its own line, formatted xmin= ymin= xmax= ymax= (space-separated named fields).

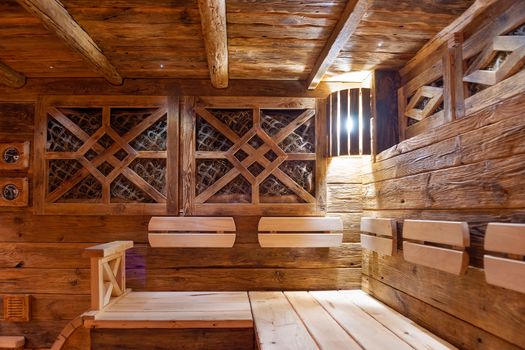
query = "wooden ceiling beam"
xmin=306 ymin=0 xmax=370 ymax=90
xmin=198 ymin=0 xmax=229 ymax=89
xmin=16 ymin=0 xmax=123 ymax=85
xmin=400 ymin=0 xmax=501 ymax=76
xmin=0 ymin=60 xmax=26 ymax=88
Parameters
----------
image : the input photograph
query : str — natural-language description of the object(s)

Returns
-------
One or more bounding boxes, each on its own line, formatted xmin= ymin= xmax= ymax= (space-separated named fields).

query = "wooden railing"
xmin=83 ymin=241 xmax=134 ymax=310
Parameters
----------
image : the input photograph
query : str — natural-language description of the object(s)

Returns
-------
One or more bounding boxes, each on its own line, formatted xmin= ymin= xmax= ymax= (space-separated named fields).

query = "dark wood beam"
xmin=0 ymin=79 xmax=335 ymax=102
xmin=0 ymin=60 xmax=26 ymax=88
xmin=16 ymin=0 xmax=123 ymax=85
xmin=197 ymin=0 xmax=229 ymax=89
xmin=306 ymin=0 xmax=370 ymax=90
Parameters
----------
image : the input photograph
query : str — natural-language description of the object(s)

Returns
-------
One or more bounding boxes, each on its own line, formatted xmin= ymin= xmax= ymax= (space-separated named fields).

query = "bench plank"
xmin=258 ymin=217 xmax=343 ymax=232
xmin=485 ymin=223 xmax=525 ymax=255
xmin=403 ymin=242 xmax=469 ymax=275
xmin=249 ymin=292 xmax=318 ymax=350
xmin=360 ymin=217 xmax=396 ymax=237
xmin=341 ymin=290 xmax=457 ymax=350
xmin=148 ymin=217 xmax=236 ymax=232
xmin=403 ymin=220 xmax=469 ymax=247
xmin=360 ymin=234 xmax=395 ymax=255
xmin=311 ymin=291 xmax=412 ymax=350
xmin=284 ymin=291 xmax=361 ymax=350
xmin=484 ymin=256 xmax=525 ymax=294
xmin=258 ymin=233 xmax=343 ymax=248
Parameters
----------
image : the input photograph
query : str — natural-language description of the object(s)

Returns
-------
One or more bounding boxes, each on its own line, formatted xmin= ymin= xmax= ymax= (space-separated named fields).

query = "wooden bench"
xmin=403 ymin=220 xmax=470 ymax=275
xmin=148 ymin=216 xmax=236 ymax=248
xmin=0 ymin=336 xmax=24 ymax=350
xmin=250 ymin=290 xmax=456 ymax=350
xmin=484 ymin=223 xmax=525 ymax=293
xmin=258 ymin=217 xmax=343 ymax=248
xmin=360 ymin=217 xmax=397 ymax=255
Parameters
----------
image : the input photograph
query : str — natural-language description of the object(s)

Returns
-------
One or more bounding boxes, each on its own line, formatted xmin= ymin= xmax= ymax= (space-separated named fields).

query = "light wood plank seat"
xmin=0 ymin=336 xmax=25 ymax=349
xmin=360 ymin=217 xmax=397 ymax=255
xmin=250 ymin=291 xmax=456 ymax=350
xmin=85 ymin=291 xmax=253 ymax=329
xmin=148 ymin=216 xmax=236 ymax=248
xmin=257 ymin=217 xmax=343 ymax=248
xmin=402 ymin=220 xmax=470 ymax=275
xmin=484 ymin=223 xmax=525 ymax=293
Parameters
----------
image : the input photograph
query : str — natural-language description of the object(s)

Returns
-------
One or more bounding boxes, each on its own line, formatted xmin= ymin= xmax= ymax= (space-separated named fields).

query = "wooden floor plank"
xmin=249 ymin=291 xmax=318 ymax=350
xmin=341 ymin=290 xmax=457 ymax=350
xmin=310 ymin=291 xmax=412 ymax=350
xmin=284 ymin=291 xmax=361 ymax=350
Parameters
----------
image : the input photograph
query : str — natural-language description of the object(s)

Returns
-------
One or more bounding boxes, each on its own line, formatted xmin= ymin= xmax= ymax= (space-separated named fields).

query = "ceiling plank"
xmin=16 ymin=0 xmax=123 ymax=85
xmin=197 ymin=0 xmax=229 ymax=89
xmin=400 ymin=0 xmax=500 ymax=76
xmin=0 ymin=60 xmax=26 ymax=88
xmin=306 ymin=0 xmax=370 ymax=90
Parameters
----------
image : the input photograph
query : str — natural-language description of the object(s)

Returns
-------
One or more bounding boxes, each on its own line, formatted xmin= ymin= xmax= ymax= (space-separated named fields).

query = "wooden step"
xmin=0 ymin=336 xmax=25 ymax=349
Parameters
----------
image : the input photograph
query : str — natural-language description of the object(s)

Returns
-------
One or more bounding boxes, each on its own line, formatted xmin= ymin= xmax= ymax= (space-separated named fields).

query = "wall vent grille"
xmin=3 ymin=295 xmax=30 ymax=322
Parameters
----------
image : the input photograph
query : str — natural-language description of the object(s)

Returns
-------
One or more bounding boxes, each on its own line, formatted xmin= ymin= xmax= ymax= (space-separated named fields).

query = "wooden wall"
xmin=0 ymin=92 xmax=364 ymax=348
xmin=362 ymin=90 xmax=525 ymax=349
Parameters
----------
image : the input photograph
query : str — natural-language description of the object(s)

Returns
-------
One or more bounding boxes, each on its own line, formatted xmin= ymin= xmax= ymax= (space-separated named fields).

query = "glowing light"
xmin=160 ymin=64 xmax=164 ymax=69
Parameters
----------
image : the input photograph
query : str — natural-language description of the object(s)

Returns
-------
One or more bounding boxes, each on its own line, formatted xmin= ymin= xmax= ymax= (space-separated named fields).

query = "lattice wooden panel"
xmin=182 ymin=97 xmax=325 ymax=215
xmin=464 ymin=23 xmax=525 ymax=96
xmin=35 ymin=96 xmax=174 ymax=215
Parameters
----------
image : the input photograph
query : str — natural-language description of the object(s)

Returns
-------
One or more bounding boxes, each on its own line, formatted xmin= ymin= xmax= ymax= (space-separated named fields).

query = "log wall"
xmin=0 ymin=90 xmax=364 ymax=348
xmin=362 ymin=89 xmax=525 ymax=350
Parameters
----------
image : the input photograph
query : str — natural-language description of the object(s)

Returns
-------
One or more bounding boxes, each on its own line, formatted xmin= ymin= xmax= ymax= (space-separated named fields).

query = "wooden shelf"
xmin=258 ymin=217 xmax=343 ymax=248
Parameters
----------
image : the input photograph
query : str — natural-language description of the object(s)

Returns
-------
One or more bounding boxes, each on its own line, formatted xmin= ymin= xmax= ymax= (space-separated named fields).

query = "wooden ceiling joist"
xmin=306 ymin=0 xmax=370 ymax=90
xmin=0 ymin=60 xmax=26 ymax=88
xmin=198 ymin=0 xmax=229 ymax=89
xmin=16 ymin=0 xmax=123 ymax=85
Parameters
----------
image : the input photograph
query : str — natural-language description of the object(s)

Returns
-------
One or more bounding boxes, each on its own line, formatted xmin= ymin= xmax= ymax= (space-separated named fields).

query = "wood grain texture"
xmin=484 ymin=223 xmax=525 ymax=255
xmin=361 ymin=276 xmax=523 ymax=350
xmin=307 ymin=0 xmax=368 ymax=89
xmin=402 ymin=241 xmax=469 ymax=276
xmin=198 ymin=0 xmax=228 ymax=88
xmin=0 ymin=60 xmax=26 ymax=88
xmin=249 ymin=292 xmax=318 ymax=350
xmin=91 ymin=328 xmax=254 ymax=350
xmin=362 ymin=252 xmax=525 ymax=348
xmin=16 ymin=0 xmax=122 ymax=85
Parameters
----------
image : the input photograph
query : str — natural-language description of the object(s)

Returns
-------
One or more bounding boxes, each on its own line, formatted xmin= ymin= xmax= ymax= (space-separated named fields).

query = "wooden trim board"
xmin=484 ymin=256 xmax=525 ymax=294
xmin=360 ymin=234 xmax=395 ymax=256
xmin=259 ymin=217 xmax=343 ymax=232
xmin=403 ymin=241 xmax=468 ymax=275
xmin=149 ymin=233 xmax=236 ymax=248
xmin=258 ymin=233 xmax=343 ymax=248
xmin=484 ymin=223 xmax=525 ymax=255
xmin=403 ymin=220 xmax=469 ymax=247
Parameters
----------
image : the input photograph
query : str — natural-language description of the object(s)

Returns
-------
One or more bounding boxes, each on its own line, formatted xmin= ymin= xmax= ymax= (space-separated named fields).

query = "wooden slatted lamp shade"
xmin=328 ymin=88 xmax=372 ymax=157
xmin=148 ymin=217 xmax=236 ymax=248
xmin=402 ymin=220 xmax=470 ymax=275
xmin=258 ymin=217 xmax=343 ymax=248
xmin=360 ymin=217 xmax=397 ymax=255
xmin=484 ymin=223 xmax=525 ymax=293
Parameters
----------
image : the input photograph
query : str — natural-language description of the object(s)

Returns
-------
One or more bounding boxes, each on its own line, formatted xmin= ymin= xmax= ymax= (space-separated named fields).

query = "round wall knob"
xmin=3 ymin=147 xmax=21 ymax=164
xmin=2 ymin=184 xmax=20 ymax=200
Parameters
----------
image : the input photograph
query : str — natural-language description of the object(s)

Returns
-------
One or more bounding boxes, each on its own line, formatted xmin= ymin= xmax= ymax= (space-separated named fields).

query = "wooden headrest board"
xmin=484 ymin=223 xmax=525 ymax=293
xmin=258 ymin=217 xmax=343 ymax=248
xmin=148 ymin=217 xmax=236 ymax=248
xmin=402 ymin=220 xmax=470 ymax=275
xmin=360 ymin=217 xmax=397 ymax=256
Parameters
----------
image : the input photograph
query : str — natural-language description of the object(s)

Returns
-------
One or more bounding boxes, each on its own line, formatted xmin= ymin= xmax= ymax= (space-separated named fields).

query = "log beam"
xmin=306 ymin=0 xmax=369 ymax=90
xmin=197 ymin=0 xmax=229 ymax=89
xmin=0 ymin=60 xmax=26 ymax=88
xmin=16 ymin=0 xmax=123 ymax=85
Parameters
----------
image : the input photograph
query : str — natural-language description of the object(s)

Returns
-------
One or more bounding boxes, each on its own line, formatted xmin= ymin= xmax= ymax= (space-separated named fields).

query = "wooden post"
xmin=371 ymin=70 xmax=400 ymax=154
xmin=444 ymin=32 xmax=465 ymax=120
